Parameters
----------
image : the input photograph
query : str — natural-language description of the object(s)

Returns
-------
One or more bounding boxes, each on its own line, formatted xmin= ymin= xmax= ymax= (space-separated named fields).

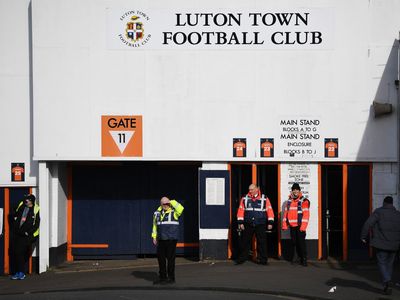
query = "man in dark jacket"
xmin=361 ymin=196 xmax=400 ymax=295
xmin=10 ymin=194 xmax=40 ymax=280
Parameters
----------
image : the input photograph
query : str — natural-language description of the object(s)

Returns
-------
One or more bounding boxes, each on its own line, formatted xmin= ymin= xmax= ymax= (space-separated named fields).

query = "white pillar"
xmin=38 ymin=161 xmax=49 ymax=273
xmin=50 ymin=163 xmax=59 ymax=247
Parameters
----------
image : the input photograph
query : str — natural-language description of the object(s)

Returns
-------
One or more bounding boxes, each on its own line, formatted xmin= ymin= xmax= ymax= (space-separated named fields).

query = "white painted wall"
xmin=373 ymin=162 xmax=399 ymax=210
xmin=49 ymin=162 xmax=68 ymax=248
xmin=30 ymin=0 xmax=399 ymax=162
xmin=0 ymin=0 xmax=38 ymax=185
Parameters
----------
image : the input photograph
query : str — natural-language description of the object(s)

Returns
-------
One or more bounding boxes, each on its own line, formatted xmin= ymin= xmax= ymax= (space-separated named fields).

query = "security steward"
xmin=282 ymin=183 xmax=310 ymax=266
xmin=236 ymin=184 xmax=274 ymax=265
xmin=152 ymin=197 xmax=184 ymax=284
xmin=10 ymin=194 xmax=40 ymax=280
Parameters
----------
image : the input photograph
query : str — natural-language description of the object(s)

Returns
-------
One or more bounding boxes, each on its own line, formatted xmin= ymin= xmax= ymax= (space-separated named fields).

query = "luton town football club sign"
xmin=107 ymin=8 xmax=334 ymax=50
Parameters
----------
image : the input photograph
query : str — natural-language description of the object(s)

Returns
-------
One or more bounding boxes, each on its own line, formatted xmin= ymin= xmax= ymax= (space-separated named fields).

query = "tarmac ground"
xmin=0 ymin=257 xmax=399 ymax=300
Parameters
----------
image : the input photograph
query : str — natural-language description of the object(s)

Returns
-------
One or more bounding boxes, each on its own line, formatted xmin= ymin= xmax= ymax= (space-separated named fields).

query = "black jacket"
xmin=360 ymin=203 xmax=400 ymax=251
xmin=11 ymin=201 xmax=40 ymax=238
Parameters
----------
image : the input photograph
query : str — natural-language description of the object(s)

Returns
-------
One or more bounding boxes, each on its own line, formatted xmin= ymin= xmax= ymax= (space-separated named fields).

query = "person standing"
xmin=152 ymin=197 xmax=184 ymax=284
xmin=361 ymin=196 xmax=400 ymax=295
xmin=236 ymin=184 xmax=274 ymax=265
xmin=10 ymin=194 xmax=40 ymax=280
xmin=282 ymin=183 xmax=310 ymax=266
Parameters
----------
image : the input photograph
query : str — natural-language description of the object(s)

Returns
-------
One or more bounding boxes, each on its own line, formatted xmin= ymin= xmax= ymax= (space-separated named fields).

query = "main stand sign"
xmin=101 ymin=115 xmax=143 ymax=157
xmin=278 ymin=118 xmax=322 ymax=159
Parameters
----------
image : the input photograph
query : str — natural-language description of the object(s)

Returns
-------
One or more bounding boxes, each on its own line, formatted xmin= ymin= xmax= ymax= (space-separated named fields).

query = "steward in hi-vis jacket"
xmin=152 ymin=197 xmax=184 ymax=284
xmin=236 ymin=184 xmax=274 ymax=265
xmin=282 ymin=183 xmax=310 ymax=266
xmin=10 ymin=194 xmax=40 ymax=280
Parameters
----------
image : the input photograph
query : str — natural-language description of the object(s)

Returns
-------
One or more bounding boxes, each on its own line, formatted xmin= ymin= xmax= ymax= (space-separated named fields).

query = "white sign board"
xmin=206 ymin=178 xmax=225 ymax=205
xmin=280 ymin=163 xmax=318 ymax=239
xmin=107 ymin=8 xmax=334 ymax=50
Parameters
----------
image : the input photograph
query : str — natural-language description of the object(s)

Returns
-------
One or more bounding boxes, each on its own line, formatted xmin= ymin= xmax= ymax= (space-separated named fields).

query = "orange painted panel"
xmin=101 ymin=115 xmax=143 ymax=157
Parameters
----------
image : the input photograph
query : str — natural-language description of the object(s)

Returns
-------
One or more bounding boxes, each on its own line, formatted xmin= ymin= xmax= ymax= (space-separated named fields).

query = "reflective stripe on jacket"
xmin=16 ymin=201 xmax=40 ymax=237
xmin=151 ymin=200 xmax=184 ymax=240
xmin=237 ymin=193 xmax=274 ymax=225
xmin=282 ymin=193 xmax=310 ymax=231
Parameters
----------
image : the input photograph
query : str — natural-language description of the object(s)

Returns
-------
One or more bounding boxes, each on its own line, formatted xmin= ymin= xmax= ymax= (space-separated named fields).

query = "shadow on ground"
xmin=131 ymin=271 xmax=158 ymax=282
xmin=326 ymin=277 xmax=383 ymax=295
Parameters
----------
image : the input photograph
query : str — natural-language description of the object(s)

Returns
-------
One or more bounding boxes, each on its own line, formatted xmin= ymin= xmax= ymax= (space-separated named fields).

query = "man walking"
xmin=10 ymin=194 xmax=40 ymax=280
xmin=361 ymin=196 xmax=400 ymax=295
xmin=152 ymin=197 xmax=184 ymax=284
xmin=282 ymin=183 xmax=310 ymax=266
xmin=236 ymin=184 xmax=274 ymax=265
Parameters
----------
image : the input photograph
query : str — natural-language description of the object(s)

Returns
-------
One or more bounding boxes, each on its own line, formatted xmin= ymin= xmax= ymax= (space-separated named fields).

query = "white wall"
xmin=31 ymin=0 xmax=400 ymax=162
xmin=0 ymin=0 xmax=38 ymax=185
xmin=373 ymin=162 xmax=399 ymax=210
xmin=49 ymin=162 xmax=68 ymax=248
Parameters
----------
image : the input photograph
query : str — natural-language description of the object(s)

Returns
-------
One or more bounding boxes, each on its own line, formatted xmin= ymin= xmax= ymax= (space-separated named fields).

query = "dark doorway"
xmin=347 ymin=165 xmax=370 ymax=261
xmin=321 ymin=165 xmax=343 ymax=259
xmin=230 ymin=165 xmax=252 ymax=259
xmin=257 ymin=165 xmax=279 ymax=258
xmin=71 ymin=162 xmax=200 ymax=259
xmin=230 ymin=164 xmax=279 ymax=260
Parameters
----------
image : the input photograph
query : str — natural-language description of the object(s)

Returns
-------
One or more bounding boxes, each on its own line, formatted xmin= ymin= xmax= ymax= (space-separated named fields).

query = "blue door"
xmin=72 ymin=163 xmax=199 ymax=258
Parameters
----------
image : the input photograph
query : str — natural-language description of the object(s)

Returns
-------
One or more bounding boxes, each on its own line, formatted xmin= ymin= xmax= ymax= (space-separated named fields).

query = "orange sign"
xmin=101 ymin=116 xmax=143 ymax=157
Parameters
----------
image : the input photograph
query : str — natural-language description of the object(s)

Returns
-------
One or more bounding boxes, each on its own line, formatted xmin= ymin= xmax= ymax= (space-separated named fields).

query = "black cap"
xmin=291 ymin=183 xmax=301 ymax=191
xmin=24 ymin=194 xmax=36 ymax=203
xmin=383 ymin=196 xmax=393 ymax=205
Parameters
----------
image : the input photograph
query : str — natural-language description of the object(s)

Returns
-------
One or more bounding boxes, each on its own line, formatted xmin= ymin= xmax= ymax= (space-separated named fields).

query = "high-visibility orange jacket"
xmin=237 ymin=192 xmax=274 ymax=225
xmin=282 ymin=192 xmax=310 ymax=231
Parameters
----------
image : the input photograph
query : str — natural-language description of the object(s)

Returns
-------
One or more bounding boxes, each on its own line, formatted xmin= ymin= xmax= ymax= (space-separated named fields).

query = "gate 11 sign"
xmin=101 ymin=116 xmax=143 ymax=157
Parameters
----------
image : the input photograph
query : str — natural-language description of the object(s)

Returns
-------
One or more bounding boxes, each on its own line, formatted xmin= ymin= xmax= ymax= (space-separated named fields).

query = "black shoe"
xmin=166 ymin=278 xmax=176 ymax=284
xmin=257 ymin=260 xmax=268 ymax=265
xmin=153 ymin=278 xmax=167 ymax=285
xmin=235 ymin=260 xmax=245 ymax=265
xmin=301 ymin=259 xmax=308 ymax=267
xmin=383 ymin=282 xmax=392 ymax=295
xmin=290 ymin=258 xmax=300 ymax=265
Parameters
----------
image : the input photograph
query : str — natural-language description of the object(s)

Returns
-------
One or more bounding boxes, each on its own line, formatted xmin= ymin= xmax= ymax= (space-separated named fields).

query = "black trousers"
xmin=238 ymin=224 xmax=267 ymax=263
xmin=157 ymin=239 xmax=177 ymax=280
xmin=11 ymin=234 xmax=33 ymax=274
xmin=289 ymin=226 xmax=307 ymax=261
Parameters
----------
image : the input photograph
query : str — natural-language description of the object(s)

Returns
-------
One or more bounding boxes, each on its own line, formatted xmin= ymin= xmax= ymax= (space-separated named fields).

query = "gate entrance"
xmin=69 ymin=162 xmax=200 ymax=260
xmin=320 ymin=164 xmax=371 ymax=261
xmin=230 ymin=164 xmax=279 ymax=259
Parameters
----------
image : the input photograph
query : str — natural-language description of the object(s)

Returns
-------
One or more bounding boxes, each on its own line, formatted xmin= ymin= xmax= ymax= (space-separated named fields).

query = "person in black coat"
xmin=361 ymin=196 xmax=400 ymax=295
xmin=10 ymin=194 xmax=40 ymax=280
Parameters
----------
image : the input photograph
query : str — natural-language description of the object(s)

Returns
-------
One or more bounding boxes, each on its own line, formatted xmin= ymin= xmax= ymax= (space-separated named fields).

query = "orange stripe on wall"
xmin=252 ymin=164 xmax=257 ymax=185
xmin=67 ymin=165 xmax=73 ymax=262
xmin=69 ymin=244 xmax=109 ymax=249
xmin=342 ymin=164 xmax=348 ymax=261
xmin=277 ymin=163 xmax=282 ymax=258
xmin=176 ymin=243 xmax=199 ymax=248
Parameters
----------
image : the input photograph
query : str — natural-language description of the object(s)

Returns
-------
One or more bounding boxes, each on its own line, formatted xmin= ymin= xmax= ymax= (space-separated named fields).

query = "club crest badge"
xmin=118 ymin=11 xmax=151 ymax=48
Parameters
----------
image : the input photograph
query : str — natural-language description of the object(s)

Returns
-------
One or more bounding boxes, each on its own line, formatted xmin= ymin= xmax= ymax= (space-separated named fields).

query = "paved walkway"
xmin=0 ymin=258 xmax=399 ymax=299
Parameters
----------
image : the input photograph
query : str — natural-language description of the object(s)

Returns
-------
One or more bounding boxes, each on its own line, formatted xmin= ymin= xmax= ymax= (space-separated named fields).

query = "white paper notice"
xmin=206 ymin=178 xmax=225 ymax=205
xmin=0 ymin=208 xmax=3 ymax=235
